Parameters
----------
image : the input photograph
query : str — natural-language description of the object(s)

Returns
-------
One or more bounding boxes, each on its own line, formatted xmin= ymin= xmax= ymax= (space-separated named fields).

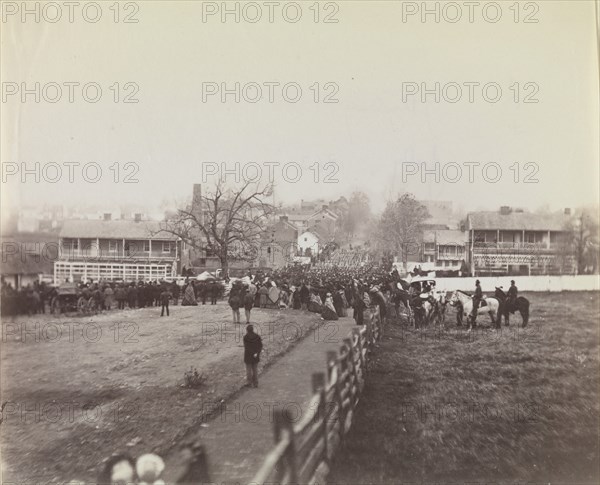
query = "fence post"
xmin=365 ymin=311 xmax=373 ymax=350
xmin=338 ymin=344 xmax=350 ymax=443
xmin=174 ymin=442 xmax=211 ymax=484
xmin=344 ymin=337 xmax=358 ymax=409
xmin=274 ymin=408 xmax=298 ymax=483
xmin=327 ymin=350 xmax=343 ymax=452
xmin=312 ymin=372 xmax=328 ymax=466
xmin=353 ymin=328 xmax=365 ymax=388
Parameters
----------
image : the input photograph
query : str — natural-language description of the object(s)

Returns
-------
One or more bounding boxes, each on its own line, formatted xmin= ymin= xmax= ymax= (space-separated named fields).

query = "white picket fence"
xmin=434 ymin=275 xmax=599 ymax=292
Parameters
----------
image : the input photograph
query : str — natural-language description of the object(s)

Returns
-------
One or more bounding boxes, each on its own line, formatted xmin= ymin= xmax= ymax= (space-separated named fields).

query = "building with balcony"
xmin=421 ymin=229 xmax=468 ymax=273
xmin=465 ymin=207 xmax=576 ymax=276
xmin=54 ymin=219 xmax=179 ymax=283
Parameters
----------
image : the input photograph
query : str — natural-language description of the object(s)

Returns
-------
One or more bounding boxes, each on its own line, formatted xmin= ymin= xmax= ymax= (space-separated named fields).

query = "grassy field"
xmin=329 ymin=291 xmax=600 ymax=485
xmin=0 ymin=302 xmax=322 ymax=483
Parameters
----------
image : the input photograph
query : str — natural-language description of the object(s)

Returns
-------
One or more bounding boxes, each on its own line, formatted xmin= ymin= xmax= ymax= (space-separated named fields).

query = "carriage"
xmin=49 ymin=283 xmax=98 ymax=315
xmin=408 ymin=276 xmax=438 ymax=298
xmin=407 ymin=276 xmax=446 ymax=326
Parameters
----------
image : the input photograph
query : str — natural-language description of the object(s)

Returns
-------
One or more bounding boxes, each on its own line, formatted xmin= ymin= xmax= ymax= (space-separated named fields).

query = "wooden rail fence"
xmin=251 ymin=308 xmax=385 ymax=485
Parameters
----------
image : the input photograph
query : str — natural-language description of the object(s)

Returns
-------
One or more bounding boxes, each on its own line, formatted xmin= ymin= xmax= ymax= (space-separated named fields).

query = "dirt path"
xmin=172 ymin=316 xmax=358 ymax=484
xmin=0 ymin=303 xmax=331 ymax=482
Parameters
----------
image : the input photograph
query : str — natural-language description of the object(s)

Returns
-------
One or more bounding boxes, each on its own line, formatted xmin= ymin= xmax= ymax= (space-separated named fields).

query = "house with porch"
xmin=465 ymin=207 xmax=576 ymax=276
xmin=54 ymin=218 xmax=179 ymax=283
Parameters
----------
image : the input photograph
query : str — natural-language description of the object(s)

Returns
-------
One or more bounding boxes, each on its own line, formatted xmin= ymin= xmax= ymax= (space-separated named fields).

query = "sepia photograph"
xmin=1 ymin=1 xmax=599 ymax=484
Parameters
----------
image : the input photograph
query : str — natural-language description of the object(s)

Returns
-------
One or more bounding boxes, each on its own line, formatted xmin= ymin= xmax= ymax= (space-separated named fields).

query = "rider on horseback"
xmin=507 ymin=280 xmax=518 ymax=312
xmin=470 ymin=279 xmax=483 ymax=321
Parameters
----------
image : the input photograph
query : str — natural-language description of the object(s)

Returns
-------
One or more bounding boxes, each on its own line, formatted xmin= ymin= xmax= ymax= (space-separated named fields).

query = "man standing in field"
xmin=243 ymin=325 xmax=262 ymax=387
xmin=160 ymin=286 xmax=172 ymax=317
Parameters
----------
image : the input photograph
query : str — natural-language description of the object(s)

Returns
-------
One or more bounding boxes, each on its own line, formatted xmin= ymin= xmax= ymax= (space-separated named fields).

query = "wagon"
xmin=408 ymin=276 xmax=437 ymax=298
xmin=408 ymin=277 xmax=447 ymax=325
xmin=49 ymin=283 xmax=98 ymax=315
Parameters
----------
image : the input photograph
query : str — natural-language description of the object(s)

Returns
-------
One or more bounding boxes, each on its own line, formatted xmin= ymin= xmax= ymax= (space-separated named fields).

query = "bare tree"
xmin=343 ymin=191 xmax=372 ymax=240
xmin=564 ymin=208 xmax=600 ymax=274
xmin=158 ymin=180 xmax=275 ymax=276
xmin=374 ymin=193 xmax=430 ymax=272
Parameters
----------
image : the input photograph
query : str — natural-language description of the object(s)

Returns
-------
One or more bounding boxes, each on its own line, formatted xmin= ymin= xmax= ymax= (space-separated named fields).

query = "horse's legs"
xmin=520 ymin=307 xmax=528 ymax=328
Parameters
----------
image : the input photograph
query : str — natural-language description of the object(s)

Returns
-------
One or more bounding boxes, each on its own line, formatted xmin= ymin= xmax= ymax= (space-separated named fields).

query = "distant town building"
xmin=282 ymin=202 xmax=340 ymax=232
xmin=421 ymin=200 xmax=459 ymax=230
xmin=298 ymin=229 xmax=322 ymax=257
xmin=465 ymin=207 xmax=576 ymax=276
xmin=257 ymin=215 xmax=298 ymax=268
xmin=1 ymin=232 xmax=58 ymax=288
xmin=421 ymin=229 xmax=468 ymax=272
xmin=54 ymin=219 xmax=179 ymax=283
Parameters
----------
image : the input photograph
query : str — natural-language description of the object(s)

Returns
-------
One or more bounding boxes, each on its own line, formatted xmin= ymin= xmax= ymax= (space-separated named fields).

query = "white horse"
xmin=450 ymin=290 xmax=499 ymax=331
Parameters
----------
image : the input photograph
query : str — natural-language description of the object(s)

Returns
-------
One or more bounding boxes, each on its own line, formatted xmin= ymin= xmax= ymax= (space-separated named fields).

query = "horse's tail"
xmin=521 ymin=298 xmax=530 ymax=327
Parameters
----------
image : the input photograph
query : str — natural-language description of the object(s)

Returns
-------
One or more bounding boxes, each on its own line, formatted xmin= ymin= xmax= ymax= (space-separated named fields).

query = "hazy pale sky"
xmin=2 ymin=0 xmax=599 ymax=216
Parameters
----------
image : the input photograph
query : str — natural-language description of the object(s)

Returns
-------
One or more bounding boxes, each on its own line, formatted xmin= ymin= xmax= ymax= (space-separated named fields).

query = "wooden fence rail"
xmin=252 ymin=308 xmax=385 ymax=485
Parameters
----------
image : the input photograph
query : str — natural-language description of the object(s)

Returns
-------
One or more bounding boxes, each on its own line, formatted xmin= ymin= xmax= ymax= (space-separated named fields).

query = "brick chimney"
xmin=564 ymin=208 xmax=571 ymax=215
xmin=499 ymin=206 xmax=511 ymax=215
xmin=103 ymin=213 xmax=112 ymax=221
xmin=280 ymin=215 xmax=289 ymax=223
xmin=134 ymin=213 xmax=142 ymax=222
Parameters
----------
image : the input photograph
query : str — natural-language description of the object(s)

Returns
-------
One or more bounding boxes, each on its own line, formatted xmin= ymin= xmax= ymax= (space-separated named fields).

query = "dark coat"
xmin=229 ymin=286 xmax=242 ymax=310
xmin=243 ymin=332 xmax=263 ymax=364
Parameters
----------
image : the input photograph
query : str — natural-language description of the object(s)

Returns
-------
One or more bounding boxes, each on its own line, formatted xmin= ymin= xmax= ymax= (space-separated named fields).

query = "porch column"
xmin=547 ymin=230 xmax=551 ymax=249
xmin=96 ymin=237 xmax=100 ymax=258
xmin=123 ymin=238 xmax=126 ymax=258
xmin=470 ymin=229 xmax=475 ymax=276
xmin=149 ymin=239 xmax=152 ymax=261
xmin=77 ymin=238 xmax=81 ymax=258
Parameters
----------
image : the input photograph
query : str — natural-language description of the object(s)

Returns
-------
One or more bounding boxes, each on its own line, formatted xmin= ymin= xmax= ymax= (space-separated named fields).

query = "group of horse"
xmin=386 ymin=280 xmax=530 ymax=331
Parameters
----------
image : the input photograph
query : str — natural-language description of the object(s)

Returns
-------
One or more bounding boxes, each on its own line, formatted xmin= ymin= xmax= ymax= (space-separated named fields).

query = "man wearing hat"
xmin=471 ymin=279 xmax=483 ymax=322
xmin=507 ymin=280 xmax=518 ymax=311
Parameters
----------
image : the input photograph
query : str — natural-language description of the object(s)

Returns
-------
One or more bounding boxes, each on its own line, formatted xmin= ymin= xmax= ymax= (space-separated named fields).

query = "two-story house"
xmin=257 ymin=215 xmax=299 ymax=269
xmin=421 ymin=229 xmax=468 ymax=272
xmin=54 ymin=217 xmax=179 ymax=283
xmin=465 ymin=207 xmax=576 ymax=276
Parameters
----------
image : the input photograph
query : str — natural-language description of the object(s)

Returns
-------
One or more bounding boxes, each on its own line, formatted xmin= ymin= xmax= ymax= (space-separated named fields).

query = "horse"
xmin=450 ymin=290 xmax=499 ymax=331
xmin=494 ymin=287 xmax=530 ymax=327
xmin=387 ymin=278 xmax=413 ymax=324
xmin=431 ymin=292 xmax=450 ymax=325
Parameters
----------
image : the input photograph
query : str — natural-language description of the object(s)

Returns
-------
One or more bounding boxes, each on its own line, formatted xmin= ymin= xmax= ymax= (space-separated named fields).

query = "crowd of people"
xmin=1 ymin=261 xmax=399 ymax=322
xmin=0 ymin=278 xmax=226 ymax=317
xmin=225 ymin=262 xmax=394 ymax=325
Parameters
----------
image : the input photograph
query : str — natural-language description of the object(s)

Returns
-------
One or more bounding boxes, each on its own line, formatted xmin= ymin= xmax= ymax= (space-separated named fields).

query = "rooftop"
xmin=467 ymin=211 xmax=571 ymax=231
xmin=60 ymin=220 xmax=177 ymax=240
xmin=423 ymin=230 xmax=468 ymax=245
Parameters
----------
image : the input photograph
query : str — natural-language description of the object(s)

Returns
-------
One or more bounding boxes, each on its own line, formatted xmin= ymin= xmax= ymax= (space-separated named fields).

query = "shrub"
xmin=183 ymin=367 xmax=206 ymax=389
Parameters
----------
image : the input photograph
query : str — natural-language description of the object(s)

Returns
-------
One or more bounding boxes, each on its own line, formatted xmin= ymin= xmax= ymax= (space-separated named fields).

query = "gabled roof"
xmin=272 ymin=219 xmax=298 ymax=233
xmin=467 ymin=211 xmax=570 ymax=232
xmin=1 ymin=232 xmax=59 ymax=245
xmin=307 ymin=207 xmax=339 ymax=221
xmin=60 ymin=219 xmax=177 ymax=240
xmin=0 ymin=254 xmax=54 ymax=275
xmin=423 ymin=230 xmax=467 ymax=245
